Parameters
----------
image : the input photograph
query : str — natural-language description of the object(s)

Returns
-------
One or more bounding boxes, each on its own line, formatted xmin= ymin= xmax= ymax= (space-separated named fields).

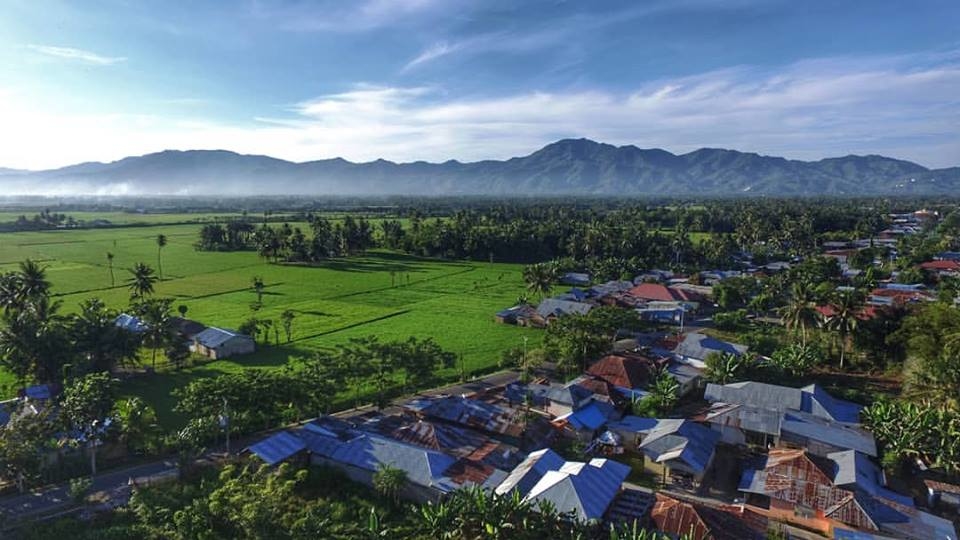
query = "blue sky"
xmin=1 ymin=0 xmax=958 ymax=169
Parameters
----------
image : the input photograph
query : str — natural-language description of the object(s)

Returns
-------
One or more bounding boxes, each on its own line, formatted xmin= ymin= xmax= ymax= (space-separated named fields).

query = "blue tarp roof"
xmin=248 ymin=431 xmax=307 ymax=465
xmin=564 ymin=401 xmax=616 ymax=431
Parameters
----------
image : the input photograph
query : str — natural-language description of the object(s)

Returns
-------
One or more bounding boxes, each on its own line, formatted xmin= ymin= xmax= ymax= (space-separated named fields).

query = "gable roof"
xmin=705 ymin=381 xmax=862 ymax=424
xmin=522 ymin=457 xmax=630 ymax=521
xmin=638 ymin=419 xmax=720 ymax=475
xmin=651 ymin=493 xmax=767 ymax=540
xmin=495 ymin=448 xmax=567 ymax=497
xmin=171 ymin=317 xmax=207 ymax=337
xmin=536 ymin=298 xmax=594 ymax=319
xmin=675 ymin=332 xmax=748 ymax=361
xmin=247 ymin=431 xmax=308 ymax=465
xmin=405 ymin=395 xmax=523 ymax=437
xmin=303 ymin=430 xmax=458 ymax=492
xmin=587 ymin=354 xmax=657 ymax=390
xmin=554 ymin=401 xmax=616 ymax=432
xmin=195 ymin=327 xmax=251 ymax=348
xmin=628 ymin=282 xmax=700 ymax=303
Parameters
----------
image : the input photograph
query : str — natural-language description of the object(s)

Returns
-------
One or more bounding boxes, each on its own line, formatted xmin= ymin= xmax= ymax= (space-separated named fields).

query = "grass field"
xmin=0 ymin=215 xmax=539 ymax=427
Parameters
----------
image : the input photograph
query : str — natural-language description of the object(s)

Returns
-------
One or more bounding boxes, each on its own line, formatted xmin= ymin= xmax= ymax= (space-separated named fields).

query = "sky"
xmin=0 ymin=0 xmax=958 ymax=170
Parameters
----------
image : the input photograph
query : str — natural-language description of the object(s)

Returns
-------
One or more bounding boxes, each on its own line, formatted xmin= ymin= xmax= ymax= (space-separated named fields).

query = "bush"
xmin=68 ymin=476 xmax=93 ymax=503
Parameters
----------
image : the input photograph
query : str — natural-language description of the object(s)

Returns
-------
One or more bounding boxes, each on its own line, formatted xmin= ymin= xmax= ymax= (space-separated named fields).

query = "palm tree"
xmin=779 ymin=282 xmax=817 ymax=346
xmin=825 ymin=290 xmax=863 ymax=369
xmin=106 ymin=252 xmax=115 ymax=287
xmin=252 ymin=276 xmax=265 ymax=304
xmin=127 ymin=263 xmax=158 ymax=302
xmin=17 ymin=259 xmax=50 ymax=303
xmin=155 ymin=234 xmax=167 ymax=280
xmin=523 ymin=263 xmax=555 ymax=300
xmin=113 ymin=397 xmax=160 ymax=454
xmin=137 ymin=299 xmax=173 ymax=369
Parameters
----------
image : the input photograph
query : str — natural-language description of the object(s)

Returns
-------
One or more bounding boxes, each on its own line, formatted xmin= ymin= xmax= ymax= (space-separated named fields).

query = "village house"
xmin=585 ymin=353 xmax=659 ymax=401
xmin=493 ymin=303 xmax=536 ymax=325
xmin=532 ymin=297 xmax=594 ymax=325
xmin=673 ymin=332 xmax=748 ymax=369
xmin=606 ymin=417 xmax=720 ymax=487
xmin=114 ymin=313 xmax=148 ymax=334
xmin=560 ymin=272 xmax=591 ymax=287
xmin=739 ymin=449 xmax=956 ymax=540
xmin=246 ymin=417 xmax=507 ymax=503
xmin=191 ymin=327 xmax=255 ymax=359
xmin=650 ymin=492 xmax=768 ymax=540
xmin=495 ymin=448 xmax=630 ymax=522
xmin=701 ymin=381 xmax=876 ymax=456
xmin=920 ymin=259 xmax=960 ymax=278
xmin=627 ymin=282 xmax=703 ymax=309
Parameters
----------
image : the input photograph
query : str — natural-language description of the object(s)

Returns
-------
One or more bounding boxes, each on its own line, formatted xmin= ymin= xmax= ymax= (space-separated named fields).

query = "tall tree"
xmin=127 ymin=263 xmax=158 ymax=302
xmin=155 ymin=234 xmax=167 ymax=280
xmin=824 ymin=290 xmax=863 ymax=369
xmin=779 ymin=281 xmax=818 ymax=346
xmin=61 ymin=372 xmax=117 ymax=476
xmin=106 ymin=252 xmax=116 ymax=287
xmin=71 ymin=297 xmax=141 ymax=373
xmin=136 ymin=298 xmax=174 ymax=369
xmin=523 ymin=263 xmax=556 ymax=300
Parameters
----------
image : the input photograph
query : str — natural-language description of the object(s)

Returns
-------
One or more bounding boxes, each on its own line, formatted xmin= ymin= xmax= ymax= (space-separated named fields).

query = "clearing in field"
xmin=0 ymin=218 xmax=539 ymax=427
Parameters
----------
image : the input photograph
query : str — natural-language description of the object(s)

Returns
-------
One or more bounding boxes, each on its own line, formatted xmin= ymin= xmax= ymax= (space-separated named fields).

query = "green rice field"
xmin=0 ymin=215 xmax=538 ymax=427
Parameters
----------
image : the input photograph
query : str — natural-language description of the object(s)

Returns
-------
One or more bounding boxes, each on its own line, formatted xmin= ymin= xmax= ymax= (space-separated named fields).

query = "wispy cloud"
xmin=26 ymin=44 xmax=126 ymax=65
xmin=1 ymin=50 xmax=958 ymax=170
xmin=246 ymin=0 xmax=458 ymax=32
xmin=401 ymin=0 xmax=777 ymax=71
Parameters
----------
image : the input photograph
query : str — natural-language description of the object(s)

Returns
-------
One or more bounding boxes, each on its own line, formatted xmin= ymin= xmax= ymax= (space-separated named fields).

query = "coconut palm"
xmin=523 ymin=263 xmax=556 ymax=300
xmin=779 ymin=281 xmax=818 ymax=346
xmin=17 ymin=259 xmax=50 ymax=304
xmin=825 ymin=290 xmax=863 ymax=369
xmin=136 ymin=298 xmax=173 ymax=369
xmin=127 ymin=263 xmax=158 ymax=302
xmin=155 ymin=234 xmax=167 ymax=280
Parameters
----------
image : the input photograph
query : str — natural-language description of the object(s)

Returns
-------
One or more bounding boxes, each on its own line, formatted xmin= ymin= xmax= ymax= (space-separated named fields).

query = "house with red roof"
xmin=627 ymin=283 xmax=703 ymax=307
xmin=586 ymin=353 xmax=660 ymax=399
xmin=650 ymin=492 xmax=768 ymax=540
xmin=920 ymin=260 xmax=960 ymax=277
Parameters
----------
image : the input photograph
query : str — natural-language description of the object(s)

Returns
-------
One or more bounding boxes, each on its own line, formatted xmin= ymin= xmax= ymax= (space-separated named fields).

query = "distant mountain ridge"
xmin=3 ymin=138 xmax=957 ymax=196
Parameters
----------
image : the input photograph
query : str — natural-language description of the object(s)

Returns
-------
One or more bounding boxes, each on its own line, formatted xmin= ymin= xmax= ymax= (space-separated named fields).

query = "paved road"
xmin=0 ymin=368 xmax=522 ymax=525
xmin=0 ymin=459 xmax=176 ymax=523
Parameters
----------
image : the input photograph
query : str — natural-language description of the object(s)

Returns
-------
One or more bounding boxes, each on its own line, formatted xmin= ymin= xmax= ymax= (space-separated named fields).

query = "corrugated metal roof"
xmin=536 ymin=298 xmax=594 ymax=318
xmin=495 ymin=448 xmax=567 ymax=497
xmin=522 ymin=457 xmax=630 ymax=521
xmin=675 ymin=333 xmax=748 ymax=361
xmin=638 ymin=420 xmax=719 ymax=475
xmin=195 ymin=327 xmax=251 ymax=348
xmin=247 ymin=431 xmax=307 ymax=465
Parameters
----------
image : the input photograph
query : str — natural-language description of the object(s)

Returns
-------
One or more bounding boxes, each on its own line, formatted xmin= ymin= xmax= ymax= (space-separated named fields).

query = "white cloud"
xmin=0 ymin=51 xmax=958 ymax=170
xmin=26 ymin=44 xmax=126 ymax=65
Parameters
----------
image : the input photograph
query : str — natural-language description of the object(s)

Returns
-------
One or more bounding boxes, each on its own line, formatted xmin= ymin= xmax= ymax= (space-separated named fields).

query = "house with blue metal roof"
xmin=247 ymin=431 xmax=308 ymax=466
xmin=520 ymin=456 xmax=631 ymax=522
xmin=701 ymin=381 xmax=875 ymax=456
xmin=191 ymin=327 xmax=255 ymax=359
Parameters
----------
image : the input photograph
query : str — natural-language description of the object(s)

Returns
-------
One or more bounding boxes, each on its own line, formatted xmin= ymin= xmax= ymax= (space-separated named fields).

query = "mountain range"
xmin=3 ymin=138 xmax=958 ymax=196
